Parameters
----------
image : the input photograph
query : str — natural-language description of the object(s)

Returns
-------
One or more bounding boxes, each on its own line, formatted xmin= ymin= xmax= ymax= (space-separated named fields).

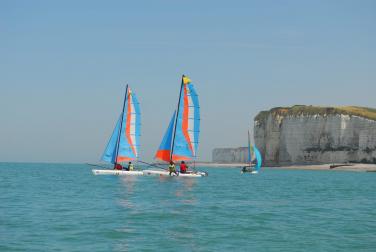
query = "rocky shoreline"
xmin=195 ymin=162 xmax=376 ymax=172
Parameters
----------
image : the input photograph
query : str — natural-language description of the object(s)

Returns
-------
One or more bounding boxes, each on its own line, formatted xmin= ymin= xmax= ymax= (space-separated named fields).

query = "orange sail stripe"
xmin=155 ymin=150 xmax=171 ymax=162
xmin=172 ymin=154 xmax=192 ymax=162
xmin=117 ymin=156 xmax=135 ymax=162
xmin=155 ymin=150 xmax=192 ymax=162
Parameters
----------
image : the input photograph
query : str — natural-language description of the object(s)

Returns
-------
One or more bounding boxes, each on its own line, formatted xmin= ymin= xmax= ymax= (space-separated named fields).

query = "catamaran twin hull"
xmin=241 ymin=170 xmax=259 ymax=174
xmin=92 ymin=169 xmax=207 ymax=177
xmin=142 ymin=169 xmax=207 ymax=177
xmin=92 ymin=169 xmax=144 ymax=176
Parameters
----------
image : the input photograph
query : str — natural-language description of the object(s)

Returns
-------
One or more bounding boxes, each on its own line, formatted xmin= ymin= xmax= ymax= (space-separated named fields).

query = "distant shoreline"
xmin=192 ymin=162 xmax=376 ymax=172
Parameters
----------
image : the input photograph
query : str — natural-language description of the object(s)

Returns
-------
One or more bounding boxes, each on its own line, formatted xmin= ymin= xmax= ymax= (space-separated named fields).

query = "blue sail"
xmin=155 ymin=111 xmax=176 ymax=162
xmin=101 ymin=116 xmax=121 ymax=164
xmin=254 ymin=145 xmax=262 ymax=172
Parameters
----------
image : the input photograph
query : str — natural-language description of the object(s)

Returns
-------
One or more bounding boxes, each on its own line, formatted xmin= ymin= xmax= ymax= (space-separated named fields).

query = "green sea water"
xmin=1 ymin=163 xmax=375 ymax=251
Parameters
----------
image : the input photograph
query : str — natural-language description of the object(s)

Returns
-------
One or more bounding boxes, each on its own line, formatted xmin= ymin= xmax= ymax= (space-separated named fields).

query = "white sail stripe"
xmin=188 ymin=107 xmax=194 ymax=118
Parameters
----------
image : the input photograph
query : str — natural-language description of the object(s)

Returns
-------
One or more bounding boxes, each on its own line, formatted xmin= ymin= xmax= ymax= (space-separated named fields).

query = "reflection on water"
xmin=117 ymin=176 xmax=139 ymax=210
xmin=182 ymin=178 xmax=196 ymax=190
xmin=115 ymin=174 xmax=201 ymax=250
xmin=120 ymin=176 xmax=138 ymax=193
xmin=175 ymin=180 xmax=194 ymax=195
xmin=117 ymin=175 xmax=199 ymax=209
xmin=175 ymin=179 xmax=197 ymax=205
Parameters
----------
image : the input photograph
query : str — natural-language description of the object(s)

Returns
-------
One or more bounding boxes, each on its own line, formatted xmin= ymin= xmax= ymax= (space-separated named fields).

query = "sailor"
xmin=114 ymin=163 xmax=123 ymax=170
xmin=180 ymin=161 xmax=188 ymax=174
xmin=168 ymin=161 xmax=178 ymax=176
xmin=242 ymin=166 xmax=250 ymax=173
xmin=124 ymin=162 xmax=133 ymax=171
xmin=127 ymin=162 xmax=134 ymax=171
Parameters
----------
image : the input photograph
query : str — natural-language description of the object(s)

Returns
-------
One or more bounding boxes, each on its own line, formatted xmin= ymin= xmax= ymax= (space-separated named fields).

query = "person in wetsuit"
xmin=127 ymin=162 xmax=134 ymax=171
xmin=242 ymin=166 xmax=252 ymax=173
xmin=114 ymin=163 xmax=123 ymax=170
xmin=168 ymin=161 xmax=178 ymax=176
xmin=180 ymin=161 xmax=188 ymax=174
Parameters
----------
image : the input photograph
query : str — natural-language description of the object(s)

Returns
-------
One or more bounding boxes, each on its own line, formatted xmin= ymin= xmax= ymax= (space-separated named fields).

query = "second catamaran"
xmin=144 ymin=75 xmax=207 ymax=177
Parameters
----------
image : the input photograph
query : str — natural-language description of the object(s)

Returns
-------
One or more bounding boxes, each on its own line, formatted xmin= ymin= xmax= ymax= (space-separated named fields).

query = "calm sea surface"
xmin=1 ymin=163 xmax=376 ymax=251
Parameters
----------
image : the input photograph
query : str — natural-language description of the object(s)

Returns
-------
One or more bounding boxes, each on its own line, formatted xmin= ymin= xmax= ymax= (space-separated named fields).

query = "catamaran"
xmin=92 ymin=85 xmax=143 ymax=176
xmin=241 ymin=130 xmax=262 ymax=174
xmin=143 ymin=75 xmax=207 ymax=177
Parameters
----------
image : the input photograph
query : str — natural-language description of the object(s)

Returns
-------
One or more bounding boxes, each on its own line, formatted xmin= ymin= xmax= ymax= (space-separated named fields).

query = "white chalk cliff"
xmin=254 ymin=106 xmax=376 ymax=166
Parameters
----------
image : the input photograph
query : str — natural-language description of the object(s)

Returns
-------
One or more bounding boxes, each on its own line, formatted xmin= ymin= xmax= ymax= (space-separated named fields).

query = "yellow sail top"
xmin=183 ymin=76 xmax=191 ymax=85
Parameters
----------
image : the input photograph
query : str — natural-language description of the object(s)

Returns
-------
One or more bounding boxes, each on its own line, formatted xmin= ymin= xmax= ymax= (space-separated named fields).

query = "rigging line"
xmin=138 ymin=160 xmax=167 ymax=171
xmin=86 ymin=163 xmax=110 ymax=169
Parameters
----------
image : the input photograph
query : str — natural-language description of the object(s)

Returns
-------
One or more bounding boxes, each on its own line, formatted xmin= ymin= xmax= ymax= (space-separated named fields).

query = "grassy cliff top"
xmin=255 ymin=105 xmax=376 ymax=122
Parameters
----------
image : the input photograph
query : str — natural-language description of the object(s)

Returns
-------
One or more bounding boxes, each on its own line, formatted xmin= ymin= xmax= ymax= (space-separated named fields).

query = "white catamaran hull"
xmin=241 ymin=169 xmax=259 ymax=174
xmin=92 ymin=169 xmax=207 ymax=177
xmin=92 ymin=169 xmax=144 ymax=176
xmin=143 ymin=169 xmax=207 ymax=177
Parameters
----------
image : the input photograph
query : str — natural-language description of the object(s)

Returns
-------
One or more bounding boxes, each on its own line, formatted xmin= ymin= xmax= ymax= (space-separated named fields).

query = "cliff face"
xmin=212 ymin=147 xmax=248 ymax=163
xmin=254 ymin=106 xmax=376 ymax=166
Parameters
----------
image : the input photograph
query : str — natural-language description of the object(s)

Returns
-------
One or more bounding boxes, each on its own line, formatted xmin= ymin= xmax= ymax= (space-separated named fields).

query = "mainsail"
xmin=254 ymin=145 xmax=262 ymax=172
xmin=247 ymin=130 xmax=262 ymax=172
xmin=102 ymin=85 xmax=141 ymax=164
xmin=155 ymin=75 xmax=200 ymax=162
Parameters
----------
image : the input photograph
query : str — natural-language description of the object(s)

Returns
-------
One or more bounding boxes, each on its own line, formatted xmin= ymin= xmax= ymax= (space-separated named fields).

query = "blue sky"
xmin=1 ymin=0 xmax=375 ymax=163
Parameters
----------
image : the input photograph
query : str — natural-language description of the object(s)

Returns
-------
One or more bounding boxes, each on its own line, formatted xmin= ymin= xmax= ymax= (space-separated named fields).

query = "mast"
xmin=170 ymin=75 xmax=185 ymax=161
xmin=114 ymin=85 xmax=128 ymax=167
xmin=248 ymin=130 xmax=252 ymax=167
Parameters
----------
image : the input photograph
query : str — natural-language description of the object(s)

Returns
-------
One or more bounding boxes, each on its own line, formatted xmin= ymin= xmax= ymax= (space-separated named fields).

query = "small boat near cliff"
xmin=92 ymin=85 xmax=143 ymax=176
xmin=143 ymin=75 xmax=207 ymax=177
xmin=241 ymin=130 xmax=262 ymax=174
